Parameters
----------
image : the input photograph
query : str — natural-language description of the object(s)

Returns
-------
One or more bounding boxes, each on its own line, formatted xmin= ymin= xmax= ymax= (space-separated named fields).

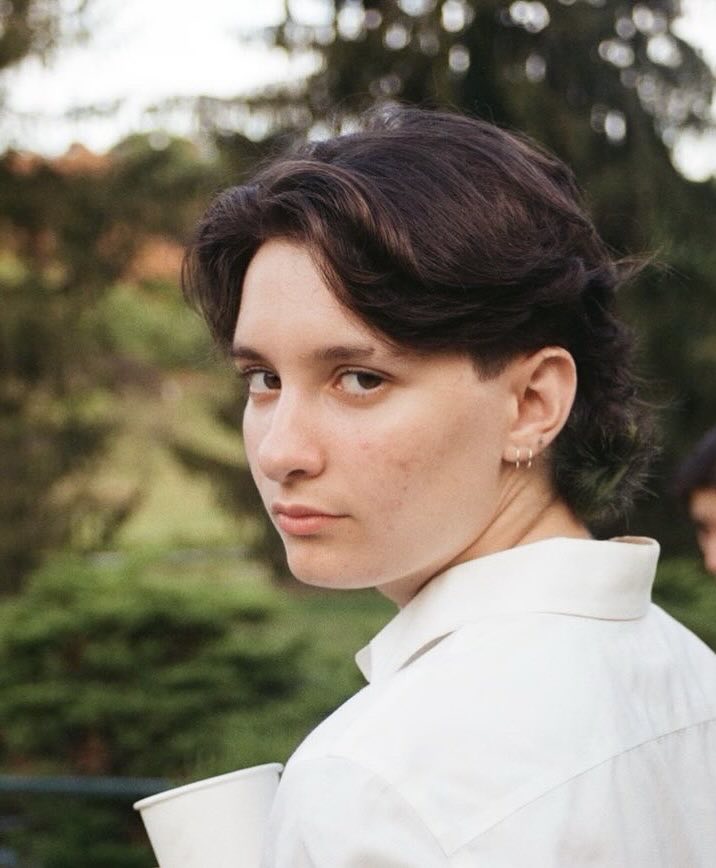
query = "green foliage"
xmin=170 ymin=431 xmax=288 ymax=579
xmin=0 ymin=551 xmax=309 ymax=864
xmin=1 ymin=796 xmax=154 ymax=868
xmin=191 ymin=586 xmax=395 ymax=775
xmin=0 ymin=553 xmax=306 ymax=778
xmin=0 ymin=136 xmax=221 ymax=590
xmin=254 ymin=0 xmax=712 ymax=155
xmin=99 ymin=282 xmax=212 ymax=370
xmin=653 ymin=556 xmax=716 ymax=651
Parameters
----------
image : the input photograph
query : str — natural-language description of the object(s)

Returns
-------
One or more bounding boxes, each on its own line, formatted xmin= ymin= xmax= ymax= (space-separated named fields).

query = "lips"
xmin=272 ymin=503 xmax=335 ymax=518
xmin=271 ymin=503 xmax=345 ymax=536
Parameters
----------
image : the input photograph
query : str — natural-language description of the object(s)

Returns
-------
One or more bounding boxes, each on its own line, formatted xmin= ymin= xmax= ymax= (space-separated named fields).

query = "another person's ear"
xmin=502 ymin=347 xmax=577 ymax=463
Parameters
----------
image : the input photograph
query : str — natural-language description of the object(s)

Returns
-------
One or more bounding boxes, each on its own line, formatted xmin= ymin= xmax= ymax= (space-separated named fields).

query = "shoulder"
xmin=311 ymin=607 xmax=716 ymax=759
xmin=285 ymin=608 xmax=716 ymax=857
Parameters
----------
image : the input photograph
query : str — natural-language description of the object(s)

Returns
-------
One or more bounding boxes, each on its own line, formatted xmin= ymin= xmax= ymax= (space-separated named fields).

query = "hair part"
xmin=183 ymin=105 xmax=658 ymax=529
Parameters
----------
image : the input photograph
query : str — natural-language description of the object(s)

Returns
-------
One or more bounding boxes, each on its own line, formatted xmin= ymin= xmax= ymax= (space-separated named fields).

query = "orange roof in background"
xmin=51 ymin=143 xmax=111 ymax=176
xmin=6 ymin=143 xmax=111 ymax=177
xmin=124 ymin=235 xmax=184 ymax=283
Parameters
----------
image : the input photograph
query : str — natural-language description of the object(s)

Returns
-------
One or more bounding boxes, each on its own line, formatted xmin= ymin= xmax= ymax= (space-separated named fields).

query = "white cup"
xmin=134 ymin=763 xmax=283 ymax=868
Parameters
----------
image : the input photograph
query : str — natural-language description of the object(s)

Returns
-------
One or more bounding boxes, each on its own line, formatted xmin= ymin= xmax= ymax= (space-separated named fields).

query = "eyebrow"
xmin=230 ymin=343 xmax=383 ymax=364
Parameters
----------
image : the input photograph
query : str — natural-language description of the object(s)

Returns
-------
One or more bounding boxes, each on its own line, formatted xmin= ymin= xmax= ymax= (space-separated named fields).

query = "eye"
xmin=338 ymin=370 xmax=385 ymax=395
xmin=243 ymin=369 xmax=281 ymax=394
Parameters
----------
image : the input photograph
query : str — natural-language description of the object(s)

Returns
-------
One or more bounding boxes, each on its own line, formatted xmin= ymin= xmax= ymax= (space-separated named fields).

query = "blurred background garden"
xmin=1 ymin=0 xmax=715 ymax=864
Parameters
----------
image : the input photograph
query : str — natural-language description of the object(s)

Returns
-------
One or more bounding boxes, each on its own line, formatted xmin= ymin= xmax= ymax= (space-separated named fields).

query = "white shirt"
xmin=262 ymin=537 xmax=716 ymax=867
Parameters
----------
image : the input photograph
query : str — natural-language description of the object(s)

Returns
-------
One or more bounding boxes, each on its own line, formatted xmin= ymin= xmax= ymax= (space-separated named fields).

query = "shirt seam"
xmin=288 ymin=753 xmax=452 ymax=862
xmin=447 ymin=713 xmax=716 ymax=855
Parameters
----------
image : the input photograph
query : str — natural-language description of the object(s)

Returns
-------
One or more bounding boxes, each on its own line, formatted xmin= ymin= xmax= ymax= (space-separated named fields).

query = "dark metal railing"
xmin=0 ymin=774 xmax=169 ymax=800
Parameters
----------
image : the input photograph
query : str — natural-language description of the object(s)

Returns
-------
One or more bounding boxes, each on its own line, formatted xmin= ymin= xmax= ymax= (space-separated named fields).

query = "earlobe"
xmin=503 ymin=348 xmax=577 ymax=464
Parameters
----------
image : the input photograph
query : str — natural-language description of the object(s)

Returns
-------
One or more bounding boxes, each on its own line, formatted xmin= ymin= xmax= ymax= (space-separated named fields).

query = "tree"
xmin=0 ymin=134 xmax=218 ymax=591
xmin=249 ymin=0 xmax=714 ymax=257
xmin=0 ymin=551 xmax=306 ymax=864
xmin=255 ymin=1 xmax=712 ymax=164
xmin=0 ymin=0 xmax=89 ymax=73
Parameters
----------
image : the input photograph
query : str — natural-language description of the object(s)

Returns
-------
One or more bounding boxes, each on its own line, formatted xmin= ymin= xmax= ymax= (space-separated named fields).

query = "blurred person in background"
xmin=675 ymin=425 xmax=716 ymax=575
xmin=184 ymin=107 xmax=716 ymax=867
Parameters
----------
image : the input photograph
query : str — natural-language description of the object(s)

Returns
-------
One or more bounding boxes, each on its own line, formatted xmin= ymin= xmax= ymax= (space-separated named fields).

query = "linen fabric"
xmin=261 ymin=537 xmax=716 ymax=867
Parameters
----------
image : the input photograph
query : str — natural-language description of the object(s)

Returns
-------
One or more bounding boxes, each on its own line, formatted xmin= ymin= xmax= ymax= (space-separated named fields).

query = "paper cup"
xmin=134 ymin=763 xmax=283 ymax=868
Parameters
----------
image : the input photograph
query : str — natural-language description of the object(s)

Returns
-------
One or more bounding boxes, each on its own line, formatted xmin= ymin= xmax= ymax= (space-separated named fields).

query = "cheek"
xmin=354 ymin=421 xmax=475 ymax=515
xmin=357 ymin=436 xmax=423 ymax=475
xmin=344 ymin=436 xmax=418 ymax=519
xmin=379 ymin=410 xmax=502 ymax=519
xmin=242 ymin=412 xmax=264 ymax=483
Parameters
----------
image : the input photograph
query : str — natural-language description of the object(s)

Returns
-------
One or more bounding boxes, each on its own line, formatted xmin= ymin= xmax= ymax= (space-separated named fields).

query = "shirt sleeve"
xmin=261 ymin=755 xmax=449 ymax=868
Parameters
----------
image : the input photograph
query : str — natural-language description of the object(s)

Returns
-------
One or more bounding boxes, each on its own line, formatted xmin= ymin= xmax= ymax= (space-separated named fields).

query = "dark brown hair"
xmin=183 ymin=106 xmax=656 ymax=527
xmin=674 ymin=426 xmax=716 ymax=503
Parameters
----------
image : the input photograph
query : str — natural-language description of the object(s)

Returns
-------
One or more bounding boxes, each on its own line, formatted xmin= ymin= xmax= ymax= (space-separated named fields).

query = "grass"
xmin=114 ymin=441 xmax=240 ymax=549
xmin=83 ymin=363 xmax=247 ymax=551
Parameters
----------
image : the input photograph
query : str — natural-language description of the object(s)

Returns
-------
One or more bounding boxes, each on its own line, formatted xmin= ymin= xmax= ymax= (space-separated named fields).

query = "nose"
xmin=255 ymin=392 xmax=325 ymax=484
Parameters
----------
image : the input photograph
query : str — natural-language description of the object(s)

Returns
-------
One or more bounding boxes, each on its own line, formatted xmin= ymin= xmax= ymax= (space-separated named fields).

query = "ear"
xmin=502 ymin=347 xmax=577 ymax=465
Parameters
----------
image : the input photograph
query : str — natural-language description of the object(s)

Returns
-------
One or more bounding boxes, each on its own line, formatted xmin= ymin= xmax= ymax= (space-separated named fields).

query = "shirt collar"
xmin=355 ymin=536 xmax=660 ymax=684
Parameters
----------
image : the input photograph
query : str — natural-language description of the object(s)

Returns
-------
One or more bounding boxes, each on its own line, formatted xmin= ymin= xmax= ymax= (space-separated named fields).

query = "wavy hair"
xmin=183 ymin=106 xmax=657 ymax=528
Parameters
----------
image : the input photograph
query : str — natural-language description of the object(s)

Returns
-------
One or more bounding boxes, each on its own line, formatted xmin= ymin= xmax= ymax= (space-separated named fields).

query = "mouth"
xmin=271 ymin=503 xmax=345 ymax=537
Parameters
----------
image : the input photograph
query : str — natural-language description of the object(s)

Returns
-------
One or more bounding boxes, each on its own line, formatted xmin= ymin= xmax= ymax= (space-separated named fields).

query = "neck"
xmin=382 ymin=469 xmax=591 ymax=607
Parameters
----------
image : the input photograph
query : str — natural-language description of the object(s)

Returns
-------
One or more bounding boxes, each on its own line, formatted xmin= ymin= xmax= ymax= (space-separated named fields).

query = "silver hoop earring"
xmin=527 ymin=447 xmax=533 ymax=470
xmin=514 ymin=446 xmax=521 ymax=469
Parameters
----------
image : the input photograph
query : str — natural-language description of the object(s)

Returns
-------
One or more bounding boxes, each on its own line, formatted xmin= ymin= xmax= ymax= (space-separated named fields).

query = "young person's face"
xmin=233 ymin=239 xmax=517 ymax=602
xmin=690 ymin=487 xmax=716 ymax=575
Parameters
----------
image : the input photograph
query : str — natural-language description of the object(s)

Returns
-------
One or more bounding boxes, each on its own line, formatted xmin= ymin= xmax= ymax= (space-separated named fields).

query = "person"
xmin=182 ymin=108 xmax=716 ymax=866
xmin=675 ymin=425 xmax=716 ymax=575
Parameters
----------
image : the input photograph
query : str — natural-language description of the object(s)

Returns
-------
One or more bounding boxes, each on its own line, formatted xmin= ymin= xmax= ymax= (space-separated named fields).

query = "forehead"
xmin=690 ymin=488 xmax=716 ymax=523
xmin=234 ymin=238 xmax=392 ymax=352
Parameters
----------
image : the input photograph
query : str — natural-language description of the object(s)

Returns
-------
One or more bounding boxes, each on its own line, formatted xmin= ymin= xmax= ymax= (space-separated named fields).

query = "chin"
xmin=285 ymin=546 xmax=375 ymax=591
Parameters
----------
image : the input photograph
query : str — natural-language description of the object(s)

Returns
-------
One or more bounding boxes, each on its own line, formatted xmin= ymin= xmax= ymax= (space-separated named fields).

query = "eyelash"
xmin=239 ymin=369 xmax=280 ymax=394
xmin=238 ymin=367 xmax=387 ymax=398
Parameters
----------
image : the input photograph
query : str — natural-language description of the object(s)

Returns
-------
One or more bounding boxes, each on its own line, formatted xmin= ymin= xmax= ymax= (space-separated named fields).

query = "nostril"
xmin=256 ymin=425 xmax=324 ymax=483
